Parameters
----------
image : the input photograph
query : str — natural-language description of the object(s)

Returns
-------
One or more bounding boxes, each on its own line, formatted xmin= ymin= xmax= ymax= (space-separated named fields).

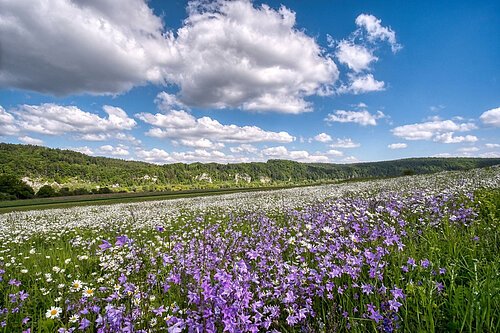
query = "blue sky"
xmin=0 ymin=0 xmax=499 ymax=164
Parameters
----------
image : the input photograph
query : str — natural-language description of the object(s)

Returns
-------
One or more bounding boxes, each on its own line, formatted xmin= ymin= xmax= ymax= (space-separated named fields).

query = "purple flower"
xmin=390 ymin=287 xmax=404 ymax=300
xmin=79 ymin=318 xmax=91 ymax=330
xmin=388 ymin=299 xmax=402 ymax=311
xmin=361 ymin=283 xmax=374 ymax=295
xmin=99 ymin=240 xmax=112 ymax=251
xmin=420 ymin=259 xmax=430 ymax=268
xmin=8 ymin=278 xmax=21 ymax=286
xmin=19 ymin=290 xmax=29 ymax=301
xmin=115 ymin=235 xmax=130 ymax=247
xmin=366 ymin=304 xmax=383 ymax=323
xmin=152 ymin=305 xmax=167 ymax=316
xmin=407 ymin=258 xmax=416 ymax=267
xmin=118 ymin=273 xmax=127 ymax=284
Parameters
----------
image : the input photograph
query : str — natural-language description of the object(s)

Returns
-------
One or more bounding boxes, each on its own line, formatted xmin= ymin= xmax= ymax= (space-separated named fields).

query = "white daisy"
xmin=82 ymin=287 xmax=95 ymax=298
xmin=69 ymin=314 xmax=80 ymax=323
xmin=45 ymin=306 xmax=62 ymax=319
xmin=70 ymin=280 xmax=83 ymax=292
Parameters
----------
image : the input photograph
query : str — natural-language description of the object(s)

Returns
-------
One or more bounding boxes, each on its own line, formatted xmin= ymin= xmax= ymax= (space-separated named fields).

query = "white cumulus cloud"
xmin=261 ymin=146 xmax=329 ymax=163
xmin=70 ymin=146 xmax=94 ymax=156
xmin=329 ymin=138 xmax=361 ymax=148
xmin=326 ymin=110 xmax=385 ymax=126
xmin=165 ymin=0 xmax=338 ymax=113
xmin=355 ymin=14 xmax=401 ymax=52
xmin=480 ymin=107 xmax=500 ymax=127
xmin=314 ymin=133 xmax=333 ymax=143
xmin=12 ymin=104 xmax=136 ymax=137
xmin=338 ymin=74 xmax=385 ymax=94
xmin=434 ymin=132 xmax=477 ymax=144
xmin=0 ymin=0 xmax=174 ymax=95
xmin=18 ymin=136 xmax=44 ymax=145
xmin=388 ymin=143 xmax=407 ymax=149
xmin=326 ymin=149 xmax=344 ymax=157
xmin=335 ymin=40 xmax=378 ymax=73
xmin=392 ymin=119 xmax=477 ymax=142
xmin=0 ymin=106 xmax=19 ymax=136
xmin=229 ymin=144 xmax=258 ymax=154
xmin=99 ymin=144 xmax=130 ymax=156
xmin=136 ymin=110 xmax=294 ymax=144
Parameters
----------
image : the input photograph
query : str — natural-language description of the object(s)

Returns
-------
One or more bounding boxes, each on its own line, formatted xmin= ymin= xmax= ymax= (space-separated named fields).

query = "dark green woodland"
xmin=1 ymin=142 xmax=499 ymax=199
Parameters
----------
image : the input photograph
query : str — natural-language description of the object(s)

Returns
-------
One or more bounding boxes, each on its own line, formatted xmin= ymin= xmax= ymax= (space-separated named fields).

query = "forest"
xmin=1 ymin=142 xmax=499 ymax=198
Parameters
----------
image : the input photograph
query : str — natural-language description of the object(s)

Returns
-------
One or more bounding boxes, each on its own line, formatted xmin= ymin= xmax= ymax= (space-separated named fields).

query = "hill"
xmin=1 ymin=143 xmax=499 ymax=194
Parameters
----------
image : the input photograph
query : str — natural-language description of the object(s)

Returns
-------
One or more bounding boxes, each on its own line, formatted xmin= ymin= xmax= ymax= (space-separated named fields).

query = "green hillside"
xmin=1 ymin=143 xmax=499 ymax=195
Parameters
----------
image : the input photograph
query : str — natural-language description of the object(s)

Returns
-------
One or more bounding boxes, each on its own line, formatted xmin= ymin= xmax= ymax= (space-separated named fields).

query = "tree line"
xmin=1 ymin=143 xmax=499 ymax=200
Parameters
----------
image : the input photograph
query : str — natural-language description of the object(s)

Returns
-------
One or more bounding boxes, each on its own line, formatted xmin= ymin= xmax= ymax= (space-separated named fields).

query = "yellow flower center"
xmin=86 ymin=289 xmax=93 ymax=294
xmin=51 ymin=309 xmax=57 ymax=315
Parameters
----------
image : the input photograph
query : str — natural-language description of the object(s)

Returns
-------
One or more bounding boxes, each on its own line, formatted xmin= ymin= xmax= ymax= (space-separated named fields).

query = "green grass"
xmin=385 ymin=188 xmax=500 ymax=332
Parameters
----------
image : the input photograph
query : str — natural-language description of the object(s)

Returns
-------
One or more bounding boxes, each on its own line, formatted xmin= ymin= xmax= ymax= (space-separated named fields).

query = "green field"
xmin=0 ymin=169 xmax=499 ymax=332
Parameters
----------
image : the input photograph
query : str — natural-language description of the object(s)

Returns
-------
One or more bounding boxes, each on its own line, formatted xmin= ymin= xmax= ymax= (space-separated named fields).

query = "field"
xmin=0 ymin=185 xmax=311 ymax=214
xmin=1 ymin=167 xmax=499 ymax=332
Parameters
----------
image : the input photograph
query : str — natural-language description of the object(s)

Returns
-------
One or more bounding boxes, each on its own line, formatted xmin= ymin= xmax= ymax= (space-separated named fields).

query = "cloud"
xmin=325 ymin=110 xmax=385 ymax=126
xmin=392 ymin=119 xmax=477 ymax=142
xmin=326 ymin=149 xmax=344 ymax=157
xmin=0 ymin=0 xmax=174 ymax=95
xmin=174 ymin=138 xmax=225 ymax=149
xmin=332 ymin=13 xmax=399 ymax=95
xmin=388 ymin=143 xmax=407 ymax=149
xmin=338 ymin=74 xmax=385 ymax=94
xmin=261 ymin=146 xmax=329 ymax=163
xmin=314 ymin=132 xmax=333 ymax=143
xmin=457 ymin=147 xmax=479 ymax=153
xmin=166 ymin=0 xmax=338 ymax=113
xmin=99 ymin=144 xmax=130 ymax=156
xmin=480 ymin=107 xmax=500 ymax=127
xmin=355 ymin=14 xmax=401 ymax=52
xmin=136 ymin=110 xmax=294 ymax=143
xmin=0 ymin=106 xmax=19 ymax=136
xmin=335 ymin=40 xmax=377 ymax=72
xmin=329 ymin=138 xmax=360 ymax=148
xmin=135 ymin=147 xmax=255 ymax=164
xmin=11 ymin=104 xmax=136 ymax=138
xmin=479 ymin=151 xmax=500 ymax=158
xmin=18 ymin=136 xmax=43 ymax=145
xmin=485 ymin=143 xmax=500 ymax=149
xmin=229 ymin=144 xmax=258 ymax=154
xmin=169 ymin=149 xmax=234 ymax=163
xmin=433 ymin=132 xmax=477 ymax=144
xmin=135 ymin=148 xmax=171 ymax=164
xmin=155 ymin=92 xmax=187 ymax=112
xmin=70 ymin=146 xmax=94 ymax=156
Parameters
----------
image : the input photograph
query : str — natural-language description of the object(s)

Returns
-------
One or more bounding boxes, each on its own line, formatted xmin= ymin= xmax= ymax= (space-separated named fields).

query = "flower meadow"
xmin=1 ymin=168 xmax=500 ymax=332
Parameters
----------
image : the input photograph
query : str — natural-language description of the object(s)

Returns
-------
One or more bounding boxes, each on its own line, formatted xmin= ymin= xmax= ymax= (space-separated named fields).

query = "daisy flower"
xmin=45 ymin=306 xmax=62 ymax=319
xmin=82 ymin=287 xmax=95 ymax=298
xmin=70 ymin=280 xmax=83 ymax=292
xmin=69 ymin=314 xmax=80 ymax=323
